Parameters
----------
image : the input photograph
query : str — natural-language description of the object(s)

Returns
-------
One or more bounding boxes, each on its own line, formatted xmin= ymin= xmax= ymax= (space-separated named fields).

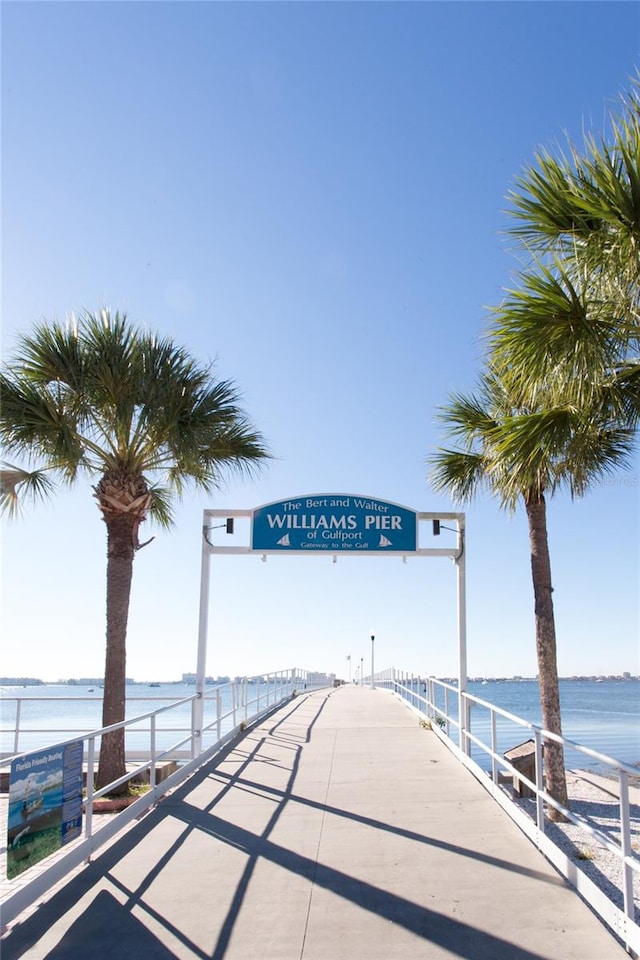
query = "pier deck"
xmin=0 ymin=685 xmax=628 ymax=959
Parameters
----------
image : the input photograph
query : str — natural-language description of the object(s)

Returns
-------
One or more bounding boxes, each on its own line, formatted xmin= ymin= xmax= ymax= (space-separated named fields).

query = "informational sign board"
xmin=251 ymin=494 xmax=418 ymax=554
xmin=7 ymin=740 xmax=83 ymax=879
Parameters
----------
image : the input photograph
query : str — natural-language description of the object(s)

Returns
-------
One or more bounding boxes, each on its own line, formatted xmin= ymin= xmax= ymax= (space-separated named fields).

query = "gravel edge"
xmin=510 ymin=768 xmax=640 ymax=924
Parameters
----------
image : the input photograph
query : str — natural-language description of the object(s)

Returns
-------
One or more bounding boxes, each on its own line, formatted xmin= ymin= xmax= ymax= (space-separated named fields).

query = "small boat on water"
xmin=21 ymin=780 xmax=43 ymax=819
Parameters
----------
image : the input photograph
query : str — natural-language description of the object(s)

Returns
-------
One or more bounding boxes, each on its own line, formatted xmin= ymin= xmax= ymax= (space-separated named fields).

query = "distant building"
xmin=182 ymin=672 xmax=216 ymax=684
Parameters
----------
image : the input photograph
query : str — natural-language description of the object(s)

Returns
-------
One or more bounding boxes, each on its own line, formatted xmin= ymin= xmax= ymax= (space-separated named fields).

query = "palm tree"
xmin=428 ymin=366 xmax=634 ymax=821
xmin=430 ymin=79 xmax=639 ymax=821
xmin=500 ymin=79 xmax=640 ymax=416
xmin=1 ymin=310 xmax=270 ymax=790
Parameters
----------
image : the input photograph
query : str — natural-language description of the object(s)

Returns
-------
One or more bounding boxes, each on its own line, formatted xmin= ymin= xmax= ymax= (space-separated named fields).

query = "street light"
xmin=360 ymin=656 xmax=364 ymax=686
xmin=370 ymin=634 xmax=375 ymax=690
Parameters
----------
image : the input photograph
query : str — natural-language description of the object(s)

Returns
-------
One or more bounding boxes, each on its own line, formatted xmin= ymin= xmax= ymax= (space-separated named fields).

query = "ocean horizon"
xmin=1 ymin=672 xmax=637 ymax=686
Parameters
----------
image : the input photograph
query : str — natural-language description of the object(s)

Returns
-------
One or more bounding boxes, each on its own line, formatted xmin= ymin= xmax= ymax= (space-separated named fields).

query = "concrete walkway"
xmin=0 ymin=686 xmax=628 ymax=960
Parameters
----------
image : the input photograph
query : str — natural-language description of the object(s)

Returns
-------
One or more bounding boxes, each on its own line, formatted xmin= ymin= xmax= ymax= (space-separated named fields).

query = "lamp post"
xmin=360 ymin=656 xmax=364 ymax=686
xmin=370 ymin=635 xmax=375 ymax=690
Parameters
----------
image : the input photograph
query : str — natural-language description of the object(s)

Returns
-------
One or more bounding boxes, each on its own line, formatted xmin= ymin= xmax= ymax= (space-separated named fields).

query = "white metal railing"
xmin=374 ymin=668 xmax=639 ymax=957
xmin=1 ymin=668 xmax=331 ymax=927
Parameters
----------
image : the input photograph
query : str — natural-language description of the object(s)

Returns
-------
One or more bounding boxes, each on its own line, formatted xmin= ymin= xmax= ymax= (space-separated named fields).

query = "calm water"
xmin=428 ymin=678 xmax=640 ymax=773
xmin=1 ymin=678 xmax=639 ymax=772
xmin=0 ymin=682 xmax=240 ymax=758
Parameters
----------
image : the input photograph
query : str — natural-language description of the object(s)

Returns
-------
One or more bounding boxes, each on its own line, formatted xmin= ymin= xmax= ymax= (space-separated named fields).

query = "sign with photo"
xmin=7 ymin=740 xmax=83 ymax=879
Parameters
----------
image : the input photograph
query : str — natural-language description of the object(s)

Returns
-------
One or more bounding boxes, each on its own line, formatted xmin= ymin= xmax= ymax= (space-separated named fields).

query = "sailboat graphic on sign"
xmin=277 ymin=534 xmax=291 ymax=546
xmin=378 ymin=534 xmax=392 ymax=547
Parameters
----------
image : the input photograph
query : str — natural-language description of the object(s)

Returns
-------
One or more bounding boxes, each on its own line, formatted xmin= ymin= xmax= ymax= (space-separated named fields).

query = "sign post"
xmin=455 ymin=517 xmax=468 ymax=753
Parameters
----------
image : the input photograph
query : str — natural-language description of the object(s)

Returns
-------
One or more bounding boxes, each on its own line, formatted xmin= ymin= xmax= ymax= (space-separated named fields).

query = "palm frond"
xmin=146 ymin=485 xmax=174 ymax=529
xmin=0 ymin=372 xmax=87 ymax=477
xmin=506 ymin=79 xmax=640 ymax=291
xmin=427 ymin=448 xmax=490 ymax=505
xmin=435 ymin=391 xmax=500 ymax=447
xmin=0 ymin=462 xmax=55 ymax=517
xmin=489 ymin=262 xmax=627 ymax=402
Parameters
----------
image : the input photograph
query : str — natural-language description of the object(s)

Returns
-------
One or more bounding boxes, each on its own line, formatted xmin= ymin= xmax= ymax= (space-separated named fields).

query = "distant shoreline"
xmin=2 ymin=674 xmax=638 ymax=687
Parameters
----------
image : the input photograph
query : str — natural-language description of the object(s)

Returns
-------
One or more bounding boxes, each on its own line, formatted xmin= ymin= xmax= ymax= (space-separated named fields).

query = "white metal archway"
xmin=193 ymin=495 xmax=467 ymax=752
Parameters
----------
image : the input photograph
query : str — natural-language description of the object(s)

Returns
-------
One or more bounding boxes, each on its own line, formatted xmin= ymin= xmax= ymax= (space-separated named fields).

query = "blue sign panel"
xmin=251 ymin=495 xmax=418 ymax=554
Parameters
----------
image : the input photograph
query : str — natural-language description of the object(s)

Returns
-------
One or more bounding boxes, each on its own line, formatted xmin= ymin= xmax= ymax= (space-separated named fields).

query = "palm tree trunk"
xmin=96 ymin=514 xmax=136 ymax=792
xmin=525 ymin=492 xmax=569 ymax=822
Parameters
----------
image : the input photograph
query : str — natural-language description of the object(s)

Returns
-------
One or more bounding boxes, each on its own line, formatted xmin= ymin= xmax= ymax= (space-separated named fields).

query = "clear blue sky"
xmin=1 ymin=1 xmax=638 ymax=683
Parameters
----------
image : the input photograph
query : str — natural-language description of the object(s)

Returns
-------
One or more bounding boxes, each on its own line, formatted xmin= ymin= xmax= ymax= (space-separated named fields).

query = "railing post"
xmin=618 ymin=768 xmax=634 ymax=923
xmin=14 ymin=699 xmax=22 ymax=755
xmin=150 ymin=715 xmax=157 ymax=790
xmin=534 ymin=729 xmax=545 ymax=832
xmin=444 ymin=686 xmax=449 ymax=738
xmin=216 ymin=688 xmax=222 ymax=743
xmin=463 ymin=692 xmax=471 ymax=755
xmin=190 ymin=698 xmax=198 ymax=760
xmin=490 ymin=710 xmax=498 ymax=785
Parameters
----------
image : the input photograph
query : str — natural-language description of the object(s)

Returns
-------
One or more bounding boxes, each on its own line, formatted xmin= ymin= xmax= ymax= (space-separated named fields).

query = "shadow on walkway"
xmin=1 ymin=689 xmax=623 ymax=960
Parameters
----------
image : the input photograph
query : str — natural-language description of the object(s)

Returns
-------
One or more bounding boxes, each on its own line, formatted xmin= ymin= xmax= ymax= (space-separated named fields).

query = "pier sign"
xmin=251 ymin=495 xmax=418 ymax=554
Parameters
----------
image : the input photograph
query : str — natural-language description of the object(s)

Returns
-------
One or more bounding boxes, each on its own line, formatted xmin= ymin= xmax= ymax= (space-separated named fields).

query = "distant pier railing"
xmin=1 ymin=669 xmax=330 ymax=760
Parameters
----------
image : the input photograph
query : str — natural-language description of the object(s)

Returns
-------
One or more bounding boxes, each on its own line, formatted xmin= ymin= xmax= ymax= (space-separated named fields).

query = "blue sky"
xmin=1 ymin=1 xmax=638 ymax=683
